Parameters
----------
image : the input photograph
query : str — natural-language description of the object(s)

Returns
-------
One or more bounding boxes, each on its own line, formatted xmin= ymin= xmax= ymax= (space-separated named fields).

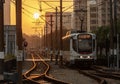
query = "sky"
xmin=10 ymin=0 xmax=73 ymax=35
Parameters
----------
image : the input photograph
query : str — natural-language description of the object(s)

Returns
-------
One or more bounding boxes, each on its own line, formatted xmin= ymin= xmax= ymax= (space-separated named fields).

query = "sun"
xmin=33 ymin=12 xmax=40 ymax=19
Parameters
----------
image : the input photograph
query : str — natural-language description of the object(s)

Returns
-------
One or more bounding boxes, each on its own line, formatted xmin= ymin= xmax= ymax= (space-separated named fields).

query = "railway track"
xmin=23 ymin=53 xmax=69 ymax=84
xmin=78 ymin=65 xmax=120 ymax=84
xmin=79 ymin=69 xmax=107 ymax=84
xmin=91 ymin=66 xmax=120 ymax=83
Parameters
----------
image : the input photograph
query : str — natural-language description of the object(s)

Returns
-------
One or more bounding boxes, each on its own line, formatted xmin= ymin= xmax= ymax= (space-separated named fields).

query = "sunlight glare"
xmin=33 ymin=12 xmax=40 ymax=19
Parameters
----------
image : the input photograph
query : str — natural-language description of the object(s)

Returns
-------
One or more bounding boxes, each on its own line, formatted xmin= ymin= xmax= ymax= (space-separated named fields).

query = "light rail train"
xmin=62 ymin=30 xmax=96 ymax=66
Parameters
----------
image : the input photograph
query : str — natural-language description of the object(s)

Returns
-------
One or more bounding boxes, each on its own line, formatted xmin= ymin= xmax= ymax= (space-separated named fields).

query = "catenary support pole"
xmin=50 ymin=15 xmax=53 ymax=61
xmin=109 ymin=0 xmax=114 ymax=68
xmin=55 ymin=7 xmax=58 ymax=64
xmin=117 ymin=34 xmax=119 ymax=70
xmin=114 ymin=0 xmax=118 ymax=70
xmin=0 ymin=0 xmax=4 ymax=77
xmin=60 ymin=0 xmax=63 ymax=66
xmin=16 ymin=0 xmax=23 ymax=84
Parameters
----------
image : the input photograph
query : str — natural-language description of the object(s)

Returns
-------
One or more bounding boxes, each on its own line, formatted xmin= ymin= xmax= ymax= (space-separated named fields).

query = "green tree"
xmin=94 ymin=26 xmax=110 ymax=59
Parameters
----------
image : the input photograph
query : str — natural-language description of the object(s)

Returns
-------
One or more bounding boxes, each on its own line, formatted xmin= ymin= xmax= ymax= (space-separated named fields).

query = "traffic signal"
xmin=23 ymin=41 xmax=28 ymax=47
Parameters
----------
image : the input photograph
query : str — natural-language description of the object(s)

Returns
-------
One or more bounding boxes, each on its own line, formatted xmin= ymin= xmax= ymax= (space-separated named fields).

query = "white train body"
xmin=62 ymin=31 xmax=96 ymax=65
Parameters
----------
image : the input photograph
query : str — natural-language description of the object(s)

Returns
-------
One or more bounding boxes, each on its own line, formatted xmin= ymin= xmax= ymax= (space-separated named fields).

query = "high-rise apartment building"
xmin=88 ymin=0 xmax=120 ymax=32
xmin=97 ymin=0 xmax=110 ymax=27
xmin=87 ymin=0 xmax=98 ymax=32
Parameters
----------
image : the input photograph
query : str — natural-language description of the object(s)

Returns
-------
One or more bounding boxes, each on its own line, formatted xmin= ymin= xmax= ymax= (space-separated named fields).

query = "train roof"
xmin=62 ymin=30 xmax=96 ymax=39
xmin=66 ymin=30 xmax=86 ymax=35
xmin=66 ymin=30 xmax=95 ymax=35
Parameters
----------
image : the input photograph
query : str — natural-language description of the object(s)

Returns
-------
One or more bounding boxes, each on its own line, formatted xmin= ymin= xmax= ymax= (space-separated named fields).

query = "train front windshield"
xmin=73 ymin=34 xmax=92 ymax=54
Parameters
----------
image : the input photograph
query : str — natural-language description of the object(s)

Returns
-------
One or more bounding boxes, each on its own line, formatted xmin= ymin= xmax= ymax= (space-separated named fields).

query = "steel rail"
xmin=23 ymin=53 xmax=69 ymax=84
xmin=91 ymin=66 xmax=120 ymax=80
xmin=79 ymin=69 xmax=107 ymax=84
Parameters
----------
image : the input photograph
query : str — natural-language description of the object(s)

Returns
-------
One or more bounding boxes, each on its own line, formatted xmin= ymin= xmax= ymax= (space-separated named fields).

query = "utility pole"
xmin=60 ymin=0 xmax=63 ymax=66
xmin=46 ymin=23 xmax=48 ymax=49
xmin=114 ymin=0 xmax=117 ymax=35
xmin=44 ymin=26 xmax=45 ymax=50
xmin=16 ymin=0 xmax=23 ymax=84
xmin=114 ymin=0 xmax=119 ymax=70
xmin=55 ymin=7 xmax=58 ymax=50
xmin=0 ymin=0 xmax=4 ymax=76
xmin=109 ymin=0 xmax=114 ymax=68
xmin=55 ymin=7 xmax=58 ymax=64
xmin=45 ymin=23 xmax=48 ymax=57
xmin=50 ymin=14 xmax=53 ymax=61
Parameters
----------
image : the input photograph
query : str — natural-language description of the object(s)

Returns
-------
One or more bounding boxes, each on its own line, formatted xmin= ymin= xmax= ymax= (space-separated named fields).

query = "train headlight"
xmin=88 ymin=56 xmax=90 ymax=59
xmin=80 ymin=56 xmax=83 ymax=59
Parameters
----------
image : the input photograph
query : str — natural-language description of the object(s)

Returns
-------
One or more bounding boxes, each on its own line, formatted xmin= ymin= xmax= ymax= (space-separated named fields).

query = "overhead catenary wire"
xmin=11 ymin=0 xmax=34 ymax=20
xmin=23 ymin=3 xmax=39 ymax=10
xmin=23 ymin=0 xmax=109 ymax=12
xmin=40 ymin=0 xmax=56 ymax=10
xmin=11 ymin=0 xmax=112 ymax=12
xmin=10 ymin=0 xmax=73 ymax=22
xmin=12 ymin=0 xmax=109 ymax=15
xmin=37 ymin=0 xmax=73 ymax=2
xmin=10 ymin=0 xmax=113 ymax=24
